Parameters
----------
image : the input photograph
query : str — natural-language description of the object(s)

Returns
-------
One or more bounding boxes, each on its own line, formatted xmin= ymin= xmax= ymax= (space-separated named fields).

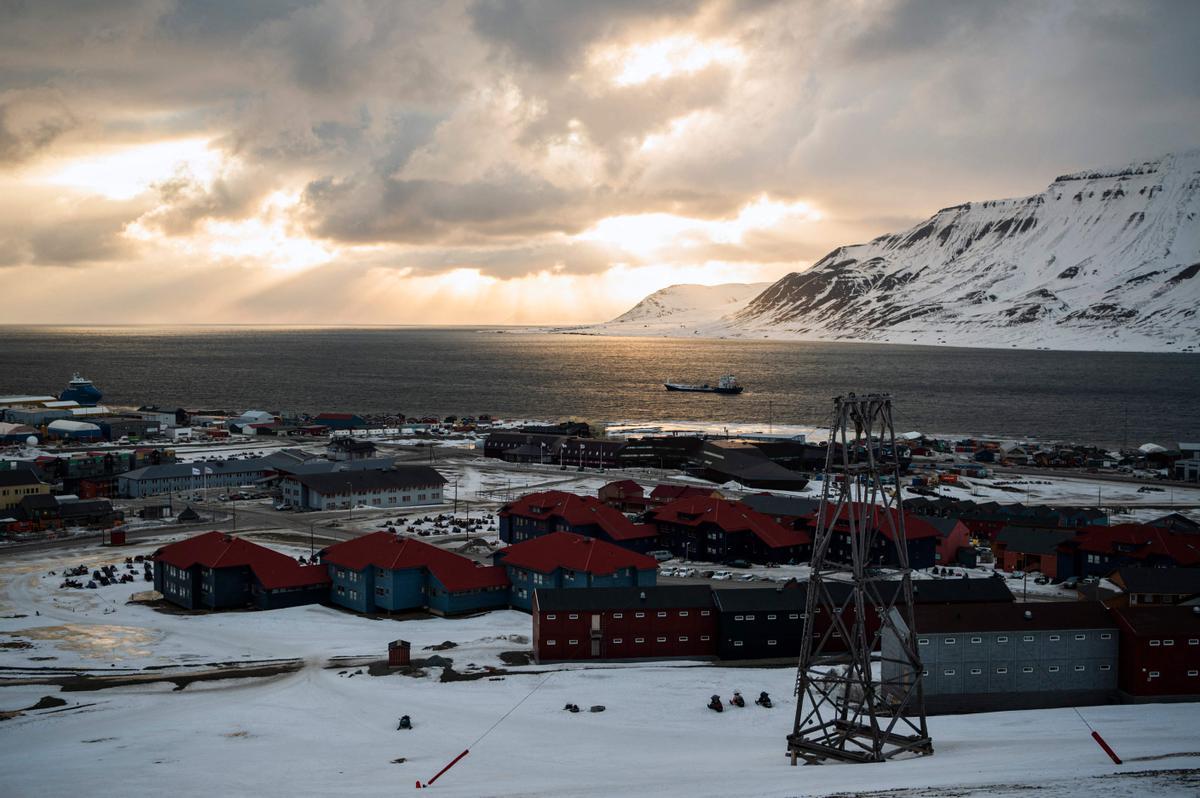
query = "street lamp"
xmin=346 ymin=480 xmax=354 ymax=523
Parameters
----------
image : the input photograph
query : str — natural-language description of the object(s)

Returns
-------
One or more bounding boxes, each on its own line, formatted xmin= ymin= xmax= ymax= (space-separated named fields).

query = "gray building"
xmin=117 ymin=457 xmax=276 ymax=498
xmin=278 ymin=466 xmax=446 ymax=510
xmin=883 ymin=601 xmax=1119 ymax=713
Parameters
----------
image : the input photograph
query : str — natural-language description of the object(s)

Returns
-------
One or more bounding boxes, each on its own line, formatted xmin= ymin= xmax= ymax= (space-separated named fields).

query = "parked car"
xmin=1008 ymin=570 xmax=1025 ymax=580
xmin=659 ymin=567 xmax=677 ymax=577
xmin=736 ymin=573 xmax=756 ymax=582
xmin=711 ymin=571 xmax=733 ymax=581
xmin=648 ymin=550 xmax=673 ymax=563
xmin=725 ymin=559 xmax=751 ymax=569
xmin=1062 ymin=576 xmax=1080 ymax=589
xmin=675 ymin=567 xmax=697 ymax=578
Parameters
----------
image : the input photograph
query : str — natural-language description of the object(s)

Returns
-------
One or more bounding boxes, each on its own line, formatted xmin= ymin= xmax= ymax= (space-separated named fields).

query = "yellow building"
xmin=0 ymin=470 xmax=49 ymax=512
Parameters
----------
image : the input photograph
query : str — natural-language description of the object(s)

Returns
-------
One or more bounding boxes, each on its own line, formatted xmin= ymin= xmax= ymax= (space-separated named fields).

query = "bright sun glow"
xmin=578 ymin=195 xmax=822 ymax=258
xmin=39 ymin=138 xmax=222 ymax=200
xmin=593 ymin=35 xmax=744 ymax=87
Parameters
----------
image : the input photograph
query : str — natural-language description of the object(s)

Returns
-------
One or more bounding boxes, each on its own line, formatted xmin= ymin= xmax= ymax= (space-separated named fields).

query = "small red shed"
xmin=388 ymin=639 xmax=411 ymax=667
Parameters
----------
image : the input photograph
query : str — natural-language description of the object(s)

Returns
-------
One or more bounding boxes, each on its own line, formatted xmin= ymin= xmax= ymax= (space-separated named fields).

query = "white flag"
xmin=191 ymin=467 xmax=200 ymax=476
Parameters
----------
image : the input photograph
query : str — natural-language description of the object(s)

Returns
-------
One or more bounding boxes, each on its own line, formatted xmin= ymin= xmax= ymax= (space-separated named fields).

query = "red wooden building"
xmin=1112 ymin=606 xmax=1200 ymax=701
xmin=532 ymin=585 xmax=718 ymax=663
xmin=597 ymin=480 xmax=649 ymax=513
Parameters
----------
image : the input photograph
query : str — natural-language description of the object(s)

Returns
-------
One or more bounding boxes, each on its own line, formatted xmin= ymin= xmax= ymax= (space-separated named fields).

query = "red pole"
xmin=1091 ymin=731 xmax=1122 ymax=765
xmin=417 ymin=749 xmax=470 ymax=788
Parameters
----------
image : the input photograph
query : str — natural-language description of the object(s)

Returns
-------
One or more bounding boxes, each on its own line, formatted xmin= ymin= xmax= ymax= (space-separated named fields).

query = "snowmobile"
xmin=563 ymin=703 xmax=580 ymax=713
xmin=755 ymin=691 xmax=772 ymax=708
xmin=397 ymin=715 xmax=412 ymax=730
xmin=730 ymin=691 xmax=745 ymax=708
xmin=708 ymin=695 xmax=724 ymax=713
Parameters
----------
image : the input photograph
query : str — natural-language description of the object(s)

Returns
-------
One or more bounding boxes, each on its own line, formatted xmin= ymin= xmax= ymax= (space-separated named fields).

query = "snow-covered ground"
xmin=3 ymin=538 xmax=1200 ymax=796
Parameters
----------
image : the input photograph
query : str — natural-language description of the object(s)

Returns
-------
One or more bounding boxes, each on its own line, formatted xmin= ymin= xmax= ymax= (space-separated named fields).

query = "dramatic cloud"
xmin=0 ymin=0 xmax=1197 ymax=323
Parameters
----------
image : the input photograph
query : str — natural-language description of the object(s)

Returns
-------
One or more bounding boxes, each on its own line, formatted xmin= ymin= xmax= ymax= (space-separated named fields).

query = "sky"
xmin=1 ymin=0 xmax=1198 ymax=325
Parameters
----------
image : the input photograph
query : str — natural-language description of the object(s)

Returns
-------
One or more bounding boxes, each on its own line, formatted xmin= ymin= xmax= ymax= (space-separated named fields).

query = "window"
xmin=944 ymin=637 xmax=956 ymax=645
xmin=1074 ymin=634 xmax=1086 ymax=641
xmin=700 ymin=610 xmax=710 ymax=617
xmin=547 ymin=640 xmax=556 ymax=646
xmin=746 ymin=615 xmax=756 ymax=621
xmin=767 ymin=614 xmax=777 ymax=621
xmin=970 ymin=637 xmax=982 ymax=644
xmin=1048 ymin=635 xmax=1060 ymax=642
xmin=922 ymin=669 xmax=930 ymax=677
xmin=917 ymin=638 xmax=929 ymax=646
xmin=569 ymin=639 xmax=579 ymax=645
xmin=656 ymin=636 xmax=667 ymax=643
xmin=997 ymin=636 xmax=1008 ymax=643
xmin=1149 ymin=671 xmax=1160 ymax=678
xmin=679 ymin=636 xmax=689 ymax=642
xmin=657 ymin=612 xmax=667 ymax=618
xmin=546 ymin=614 xmax=556 ymax=620
xmin=733 ymin=641 xmax=743 ymax=647
xmin=613 ymin=613 xmax=623 ymax=619
xmin=1023 ymin=635 xmax=1035 ymax=642
xmin=700 ymin=635 xmax=710 ymax=642
xmin=679 ymin=611 xmax=689 ymax=617
xmin=1100 ymin=633 xmax=1112 ymax=640
xmin=735 ymin=615 xmax=744 ymax=622
xmin=1048 ymin=666 xmax=1060 ymax=673
xmin=375 ymin=587 xmax=386 ymax=596
xmin=1100 ymin=664 xmax=1111 ymax=671
xmin=1022 ymin=666 xmax=1034 ymax=673
xmin=349 ymin=590 xmax=358 ymax=601
xmin=996 ymin=667 xmax=1008 ymax=674
xmin=612 ymin=638 xmax=623 ymax=644
xmin=1188 ymin=670 xmax=1198 ymax=677
xmin=635 ymin=637 xmax=645 ymax=643
xmin=635 ymin=612 xmax=645 ymax=618
xmin=970 ymin=668 xmax=982 ymax=676
xmin=788 ymin=613 xmax=799 ymax=620
xmin=943 ymin=669 xmax=956 ymax=676
xmin=569 ymin=614 xmax=579 ymax=620
xmin=1189 ymin=639 xmax=1199 ymax=646
xmin=1073 ymin=665 xmax=1086 ymax=672
xmin=1163 ymin=639 xmax=1175 ymax=647
xmin=1150 ymin=640 xmax=1161 ymax=647
xmin=767 ymin=640 xmax=777 ymax=646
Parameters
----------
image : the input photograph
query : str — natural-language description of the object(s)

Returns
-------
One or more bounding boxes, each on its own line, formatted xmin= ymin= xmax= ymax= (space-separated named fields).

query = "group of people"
xmin=708 ymin=690 xmax=772 ymax=712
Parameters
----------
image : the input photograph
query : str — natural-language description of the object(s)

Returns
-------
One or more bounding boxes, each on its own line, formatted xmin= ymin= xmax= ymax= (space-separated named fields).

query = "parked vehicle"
xmin=1062 ymin=576 xmax=1080 ymax=589
xmin=711 ymin=571 xmax=733 ymax=581
xmin=659 ymin=567 xmax=677 ymax=577
xmin=1008 ymin=570 xmax=1025 ymax=580
xmin=736 ymin=573 xmax=756 ymax=582
xmin=675 ymin=567 xmax=697 ymax=578
xmin=648 ymin=550 xmax=674 ymax=563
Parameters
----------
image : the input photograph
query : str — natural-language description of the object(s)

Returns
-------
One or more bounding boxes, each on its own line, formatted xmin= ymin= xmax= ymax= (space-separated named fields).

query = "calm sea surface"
xmin=0 ymin=326 xmax=1197 ymax=447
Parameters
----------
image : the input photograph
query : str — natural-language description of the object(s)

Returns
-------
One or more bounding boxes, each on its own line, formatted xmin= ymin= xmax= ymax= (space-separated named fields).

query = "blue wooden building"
xmin=321 ymin=532 xmax=509 ymax=616
xmin=494 ymin=531 xmax=658 ymax=611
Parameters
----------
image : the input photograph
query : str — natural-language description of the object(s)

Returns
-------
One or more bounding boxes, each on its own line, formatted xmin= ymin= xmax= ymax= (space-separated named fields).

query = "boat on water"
xmin=59 ymin=372 xmax=103 ymax=405
xmin=664 ymin=375 xmax=744 ymax=395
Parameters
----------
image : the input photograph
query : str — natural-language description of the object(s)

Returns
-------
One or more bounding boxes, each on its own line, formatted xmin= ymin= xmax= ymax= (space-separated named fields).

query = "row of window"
xmin=545 ymin=635 xmax=711 ymax=646
xmin=927 ymin=664 xmax=1112 ymax=676
xmin=1149 ymin=670 xmax=1200 ymax=678
xmin=919 ymin=633 xmax=1113 ymax=645
xmin=733 ymin=613 xmax=799 ymax=622
xmin=544 ymin=610 xmax=711 ymax=620
xmin=1148 ymin=639 xmax=1200 ymax=647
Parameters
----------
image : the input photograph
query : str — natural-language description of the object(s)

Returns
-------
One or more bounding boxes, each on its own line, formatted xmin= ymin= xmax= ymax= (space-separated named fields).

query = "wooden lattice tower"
xmin=787 ymin=394 xmax=933 ymax=764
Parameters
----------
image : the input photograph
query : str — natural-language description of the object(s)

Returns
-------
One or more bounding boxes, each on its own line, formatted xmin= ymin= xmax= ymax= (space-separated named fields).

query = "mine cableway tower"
xmin=788 ymin=393 xmax=933 ymax=765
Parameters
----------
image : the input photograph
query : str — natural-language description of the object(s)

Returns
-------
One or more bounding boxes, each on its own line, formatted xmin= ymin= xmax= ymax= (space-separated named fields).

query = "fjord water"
xmin=1 ymin=326 xmax=1197 ymax=446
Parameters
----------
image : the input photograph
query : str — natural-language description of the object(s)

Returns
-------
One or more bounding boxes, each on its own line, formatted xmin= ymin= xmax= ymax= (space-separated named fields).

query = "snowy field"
xmin=3 ymin=539 xmax=1200 ymax=797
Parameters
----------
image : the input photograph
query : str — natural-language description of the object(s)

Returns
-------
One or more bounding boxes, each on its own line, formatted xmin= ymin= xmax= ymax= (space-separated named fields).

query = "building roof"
xmin=121 ymin=457 xmax=274 ymax=482
xmin=650 ymin=484 xmax=720 ymax=502
xmin=1111 ymin=605 xmax=1200 ymax=637
xmin=321 ymin=532 xmax=508 ymax=592
xmin=648 ymin=496 xmax=811 ymax=549
xmin=498 ymin=532 xmax=657 ymax=576
xmin=910 ymin=576 xmax=1015 ymax=604
xmin=994 ymin=526 xmax=1077 ymax=555
xmin=288 ymin=466 xmax=446 ymax=494
xmin=154 ymin=531 xmax=330 ymax=590
xmin=740 ymin=493 xmax=821 ymax=520
xmin=501 ymin=490 xmax=657 ymax=541
xmin=912 ymin=601 xmax=1116 ymax=633
xmin=0 ymin=469 xmax=43 ymax=487
xmin=1110 ymin=567 xmax=1200 ymax=597
xmin=534 ymin=585 xmax=716 ymax=612
xmin=600 ymin=479 xmax=643 ymax=496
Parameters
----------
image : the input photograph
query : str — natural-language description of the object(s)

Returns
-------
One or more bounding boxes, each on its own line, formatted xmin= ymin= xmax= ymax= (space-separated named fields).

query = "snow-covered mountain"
xmin=586 ymin=282 xmax=770 ymax=335
xmin=588 ymin=150 xmax=1200 ymax=351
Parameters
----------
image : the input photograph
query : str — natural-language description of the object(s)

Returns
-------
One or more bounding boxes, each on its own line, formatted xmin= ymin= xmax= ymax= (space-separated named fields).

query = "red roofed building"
xmin=649 ymin=484 xmax=722 ymax=506
xmin=495 ymin=531 xmax=658 ymax=610
xmin=153 ymin=531 xmax=330 ymax=610
xmin=646 ymin=496 xmax=811 ymax=564
xmin=321 ymin=532 xmax=509 ymax=615
xmin=798 ymin=503 xmax=942 ymax=570
xmin=499 ymin=490 xmax=658 ymax=552
xmin=1063 ymin=524 xmax=1200 ymax=578
xmin=597 ymin=480 xmax=649 ymax=512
